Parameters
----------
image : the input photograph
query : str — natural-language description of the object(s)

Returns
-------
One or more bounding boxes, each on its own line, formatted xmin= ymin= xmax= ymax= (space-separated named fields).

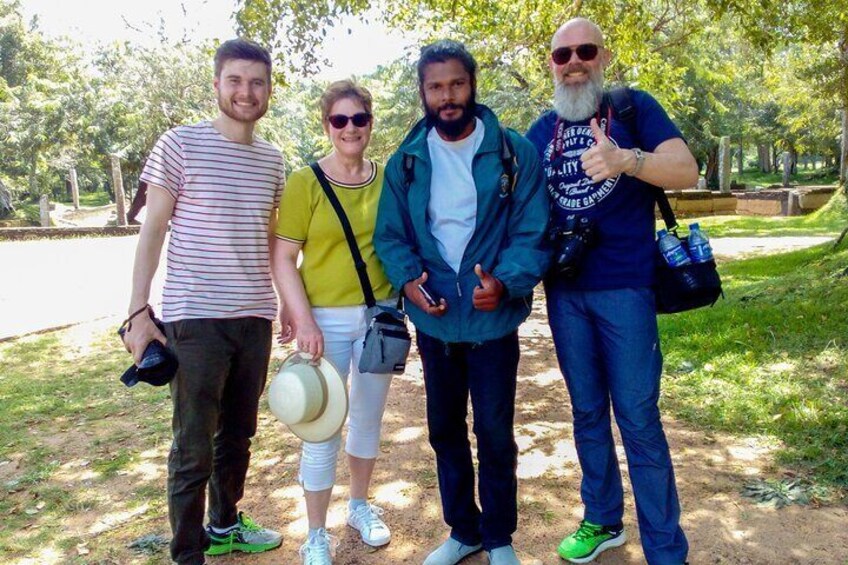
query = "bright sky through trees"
xmin=20 ymin=0 xmax=413 ymax=79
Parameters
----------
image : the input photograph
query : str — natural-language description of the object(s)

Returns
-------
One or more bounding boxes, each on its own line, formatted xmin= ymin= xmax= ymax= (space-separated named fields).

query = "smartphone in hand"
xmin=417 ymin=282 xmax=443 ymax=307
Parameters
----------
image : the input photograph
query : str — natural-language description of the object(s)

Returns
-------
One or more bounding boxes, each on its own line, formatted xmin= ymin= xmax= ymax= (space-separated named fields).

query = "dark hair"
xmin=416 ymin=40 xmax=478 ymax=86
xmin=214 ymin=38 xmax=272 ymax=81
xmin=319 ymin=79 xmax=373 ymax=123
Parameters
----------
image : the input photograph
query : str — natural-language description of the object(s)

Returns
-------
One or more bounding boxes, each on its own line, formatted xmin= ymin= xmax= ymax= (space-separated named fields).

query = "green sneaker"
xmin=557 ymin=520 xmax=626 ymax=563
xmin=204 ymin=511 xmax=282 ymax=556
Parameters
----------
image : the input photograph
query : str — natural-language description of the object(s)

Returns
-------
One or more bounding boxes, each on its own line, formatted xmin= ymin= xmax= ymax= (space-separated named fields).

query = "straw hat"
xmin=268 ymin=351 xmax=348 ymax=443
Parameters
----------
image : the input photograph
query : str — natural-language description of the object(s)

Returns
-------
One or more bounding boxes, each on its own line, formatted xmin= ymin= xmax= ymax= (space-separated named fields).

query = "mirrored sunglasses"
xmin=327 ymin=113 xmax=372 ymax=129
xmin=551 ymin=43 xmax=600 ymax=65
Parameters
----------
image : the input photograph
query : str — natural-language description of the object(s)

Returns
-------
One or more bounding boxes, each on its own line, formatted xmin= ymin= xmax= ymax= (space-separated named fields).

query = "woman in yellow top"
xmin=272 ymin=80 xmax=394 ymax=565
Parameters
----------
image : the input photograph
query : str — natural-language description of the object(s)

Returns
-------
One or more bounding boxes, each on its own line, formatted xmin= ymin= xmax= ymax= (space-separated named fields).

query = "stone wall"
xmin=660 ymin=186 xmax=836 ymax=217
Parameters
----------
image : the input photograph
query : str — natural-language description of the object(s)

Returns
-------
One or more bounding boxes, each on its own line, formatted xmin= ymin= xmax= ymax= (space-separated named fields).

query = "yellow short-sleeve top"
xmin=275 ymin=162 xmax=393 ymax=307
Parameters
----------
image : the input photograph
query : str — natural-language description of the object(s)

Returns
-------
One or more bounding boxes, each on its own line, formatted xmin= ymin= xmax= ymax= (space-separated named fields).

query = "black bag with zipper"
xmin=607 ymin=87 xmax=723 ymax=314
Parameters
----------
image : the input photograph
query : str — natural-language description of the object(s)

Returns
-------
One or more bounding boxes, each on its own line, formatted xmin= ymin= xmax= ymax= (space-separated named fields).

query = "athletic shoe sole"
xmin=205 ymin=539 xmax=282 ymax=556
xmin=560 ymin=531 xmax=627 ymax=564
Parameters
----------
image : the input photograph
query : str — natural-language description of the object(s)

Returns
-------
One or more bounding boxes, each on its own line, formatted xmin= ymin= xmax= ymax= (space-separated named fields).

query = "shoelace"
xmin=354 ymin=504 xmax=386 ymax=532
xmin=299 ymin=530 xmax=339 ymax=564
xmin=237 ymin=512 xmax=262 ymax=532
xmin=573 ymin=521 xmax=603 ymax=542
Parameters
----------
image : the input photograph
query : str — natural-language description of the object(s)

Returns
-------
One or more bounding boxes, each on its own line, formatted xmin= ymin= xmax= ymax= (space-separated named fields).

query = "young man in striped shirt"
xmin=122 ymin=39 xmax=287 ymax=565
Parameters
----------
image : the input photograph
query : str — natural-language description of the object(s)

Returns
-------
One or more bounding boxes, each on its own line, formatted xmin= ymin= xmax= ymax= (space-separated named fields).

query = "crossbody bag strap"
xmin=310 ymin=162 xmax=377 ymax=308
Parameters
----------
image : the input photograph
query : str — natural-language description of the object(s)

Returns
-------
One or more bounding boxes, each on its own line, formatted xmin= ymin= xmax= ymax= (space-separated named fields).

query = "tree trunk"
xmin=841 ymin=109 xmax=847 ymax=187
xmin=737 ymin=142 xmax=744 ymax=174
xmin=719 ymin=136 xmax=731 ymax=193
xmin=28 ymin=151 xmax=38 ymax=197
xmin=110 ymin=155 xmax=127 ymax=226
xmin=783 ymin=152 xmax=792 ymax=187
xmin=70 ymin=167 xmax=80 ymax=210
xmin=789 ymin=145 xmax=797 ymax=175
xmin=772 ymin=144 xmax=780 ymax=173
xmin=705 ymin=144 xmax=719 ymax=189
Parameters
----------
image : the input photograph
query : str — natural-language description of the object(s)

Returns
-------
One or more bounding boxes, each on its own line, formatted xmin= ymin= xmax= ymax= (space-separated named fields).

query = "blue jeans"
xmin=545 ymin=286 xmax=688 ymax=565
xmin=417 ymin=330 xmax=520 ymax=551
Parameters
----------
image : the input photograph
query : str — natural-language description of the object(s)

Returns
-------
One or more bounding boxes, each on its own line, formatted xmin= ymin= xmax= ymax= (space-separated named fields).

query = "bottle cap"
xmin=689 ymin=222 xmax=700 ymax=230
xmin=657 ymin=229 xmax=668 ymax=238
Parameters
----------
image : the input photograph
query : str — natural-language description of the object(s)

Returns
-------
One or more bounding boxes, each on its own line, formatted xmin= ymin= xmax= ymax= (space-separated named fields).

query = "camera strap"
xmin=310 ymin=163 xmax=403 ymax=311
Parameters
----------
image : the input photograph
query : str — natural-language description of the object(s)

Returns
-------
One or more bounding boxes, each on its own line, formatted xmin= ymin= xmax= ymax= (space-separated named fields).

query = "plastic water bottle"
xmin=657 ymin=229 xmax=692 ymax=267
xmin=687 ymin=222 xmax=714 ymax=263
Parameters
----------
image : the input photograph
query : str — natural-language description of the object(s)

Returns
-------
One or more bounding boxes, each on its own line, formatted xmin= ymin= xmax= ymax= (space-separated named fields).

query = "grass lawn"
xmin=694 ymin=190 xmax=847 ymax=238
xmin=75 ymin=191 xmax=113 ymax=207
xmin=660 ymin=240 xmax=848 ymax=493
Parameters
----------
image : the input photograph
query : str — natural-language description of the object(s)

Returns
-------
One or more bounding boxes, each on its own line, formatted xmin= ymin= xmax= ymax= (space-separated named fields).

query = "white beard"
xmin=553 ymin=75 xmax=604 ymax=122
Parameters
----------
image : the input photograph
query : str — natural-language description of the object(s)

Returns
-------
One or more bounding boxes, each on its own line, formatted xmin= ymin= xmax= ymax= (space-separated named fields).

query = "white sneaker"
xmin=346 ymin=503 xmax=391 ymax=546
xmin=299 ymin=528 xmax=337 ymax=565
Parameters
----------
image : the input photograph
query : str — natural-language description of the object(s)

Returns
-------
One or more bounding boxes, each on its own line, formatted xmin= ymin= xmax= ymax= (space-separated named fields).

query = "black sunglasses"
xmin=551 ymin=43 xmax=600 ymax=65
xmin=327 ymin=112 xmax=372 ymax=129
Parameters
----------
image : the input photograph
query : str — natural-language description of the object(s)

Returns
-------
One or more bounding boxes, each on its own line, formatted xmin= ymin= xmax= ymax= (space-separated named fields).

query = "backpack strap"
xmin=499 ymin=125 xmax=517 ymax=194
xmin=606 ymin=87 xmax=678 ymax=232
xmin=402 ymin=154 xmax=415 ymax=190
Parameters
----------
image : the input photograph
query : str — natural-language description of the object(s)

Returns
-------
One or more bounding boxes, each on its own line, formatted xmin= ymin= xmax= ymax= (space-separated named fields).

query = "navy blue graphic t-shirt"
xmin=526 ymin=89 xmax=683 ymax=291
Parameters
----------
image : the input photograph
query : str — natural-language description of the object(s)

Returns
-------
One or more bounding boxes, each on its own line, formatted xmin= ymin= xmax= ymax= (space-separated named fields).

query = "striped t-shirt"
xmin=140 ymin=121 xmax=285 ymax=323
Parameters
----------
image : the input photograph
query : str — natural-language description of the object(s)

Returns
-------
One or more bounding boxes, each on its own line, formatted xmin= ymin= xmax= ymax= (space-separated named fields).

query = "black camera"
xmin=548 ymin=214 xmax=597 ymax=278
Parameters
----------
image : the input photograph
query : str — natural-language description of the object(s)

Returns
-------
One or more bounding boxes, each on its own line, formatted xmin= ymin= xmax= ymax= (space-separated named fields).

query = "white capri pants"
xmin=299 ymin=304 xmax=393 ymax=491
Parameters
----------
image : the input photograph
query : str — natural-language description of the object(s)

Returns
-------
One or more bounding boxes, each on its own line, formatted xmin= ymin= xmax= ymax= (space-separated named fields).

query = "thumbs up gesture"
xmin=580 ymin=118 xmax=630 ymax=182
xmin=472 ymin=264 xmax=504 ymax=311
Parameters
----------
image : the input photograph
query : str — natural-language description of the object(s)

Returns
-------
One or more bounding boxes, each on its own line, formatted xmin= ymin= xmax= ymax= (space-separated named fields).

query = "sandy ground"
xmin=2 ymin=207 xmax=846 ymax=563
xmin=4 ymin=303 xmax=848 ymax=565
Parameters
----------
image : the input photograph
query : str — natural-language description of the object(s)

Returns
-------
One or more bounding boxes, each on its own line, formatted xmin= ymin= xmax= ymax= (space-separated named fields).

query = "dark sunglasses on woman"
xmin=327 ymin=112 xmax=372 ymax=129
xmin=551 ymin=43 xmax=600 ymax=65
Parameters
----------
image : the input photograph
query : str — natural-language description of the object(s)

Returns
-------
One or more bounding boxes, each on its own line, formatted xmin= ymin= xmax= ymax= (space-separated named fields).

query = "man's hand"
xmin=122 ymin=310 xmax=167 ymax=365
xmin=277 ymin=307 xmax=295 ymax=345
xmin=472 ymin=264 xmax=504 ymax=311
xmin=403 ymin=272 xmax=447 ymax=317
xmin=580 ymin=118 xmax=635 ymax=182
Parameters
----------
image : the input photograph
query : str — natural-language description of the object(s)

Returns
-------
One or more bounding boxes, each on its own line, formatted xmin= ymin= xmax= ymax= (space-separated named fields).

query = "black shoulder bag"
xmin=310 ymin=163 xmax=411 ymax=373
xmin=607 ymin=88 xmax=723 ymax=314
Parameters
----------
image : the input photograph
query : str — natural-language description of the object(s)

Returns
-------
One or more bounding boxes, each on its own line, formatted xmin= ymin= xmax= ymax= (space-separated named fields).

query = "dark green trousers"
xmin=163 ymin=317 xmax=272 ymax=565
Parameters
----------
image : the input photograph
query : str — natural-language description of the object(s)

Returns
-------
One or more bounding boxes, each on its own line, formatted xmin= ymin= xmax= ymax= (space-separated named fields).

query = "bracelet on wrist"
xmin=120 ymin=304 xmax=152 ymax=333
xmin=627 ymin=148 xmax=646 ymax=176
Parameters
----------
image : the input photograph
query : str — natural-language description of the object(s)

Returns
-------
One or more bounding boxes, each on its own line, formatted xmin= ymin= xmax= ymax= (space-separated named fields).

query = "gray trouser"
xmin=163 ymin=317 xmax=272 ymax=565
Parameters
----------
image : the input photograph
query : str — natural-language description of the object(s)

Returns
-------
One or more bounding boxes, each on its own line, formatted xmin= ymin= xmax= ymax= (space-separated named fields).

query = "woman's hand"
xmin=296 ymin=318 xmax=324 ymax=362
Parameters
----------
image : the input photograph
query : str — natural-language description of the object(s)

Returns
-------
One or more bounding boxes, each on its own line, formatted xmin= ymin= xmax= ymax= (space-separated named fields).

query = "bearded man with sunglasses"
xmin=375 ymin=40 xmax=549 ymax=565
xmin=526 ymin=18 xmax=698 ymax=565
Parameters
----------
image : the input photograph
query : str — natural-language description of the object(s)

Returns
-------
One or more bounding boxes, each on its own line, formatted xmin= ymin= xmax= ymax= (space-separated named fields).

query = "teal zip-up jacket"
xmin=374 ymin=105 xmax=550 ymax=343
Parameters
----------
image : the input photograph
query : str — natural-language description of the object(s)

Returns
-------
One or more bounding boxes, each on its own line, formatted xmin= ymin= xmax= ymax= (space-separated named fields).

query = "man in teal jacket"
xmin=374 ymin=40 xmax=549 ymax=565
